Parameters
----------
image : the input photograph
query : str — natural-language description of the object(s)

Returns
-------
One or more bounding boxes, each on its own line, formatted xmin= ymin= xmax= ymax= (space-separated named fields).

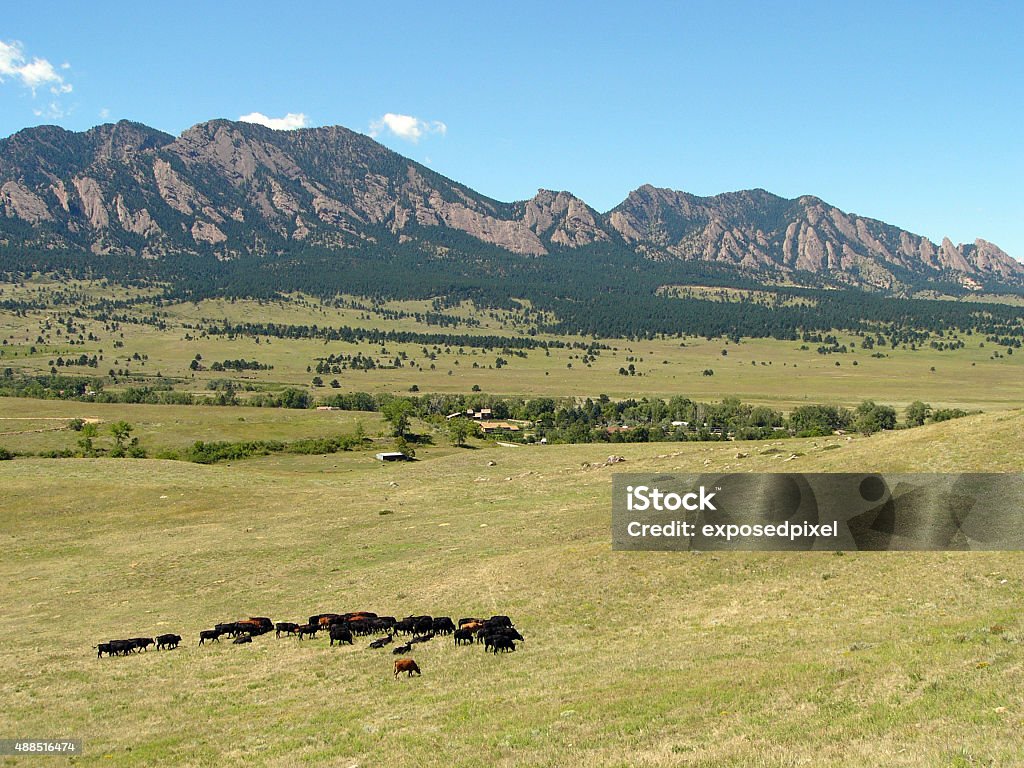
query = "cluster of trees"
xmin=333 ymin=296 xmax=481 ymax=330
xmin=314 ymin=352 xmax=387 ymax=373
xmin=200 ymin=320 xmax=583 ymax=351
xmin=7 ymin=420 xmax=367 ymax=464
xmin=903 ymin=400 xmax=968 ymax=426
xmin=69 ymin=418 xmax=145 ymax=458
xmin=189 ymin=354 xmax=272 ymax=372
xmin=49 ymin=354 xmax=99 ymax=369
xmin=369 ymin=392 xmax=967 ymax=444
xmin=499 ymin=397 xmax=902 ymax=443
xmin=1 ymin=370 xmax=100 ymax=399
xmin=177 ymin=433 xmax=365 ymax=464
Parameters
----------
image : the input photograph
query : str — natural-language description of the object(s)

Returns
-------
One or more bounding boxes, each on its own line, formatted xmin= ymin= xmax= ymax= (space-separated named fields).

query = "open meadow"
xmin=1 ymin=409 xmax=1023 ymax=766
xmin=1 ymin=279 xmax=1022 ymax=411
xmin=1 ymin=277 xmax=1022 ymax=766
xmin=0 ymin=399 xmax=385 ymax=457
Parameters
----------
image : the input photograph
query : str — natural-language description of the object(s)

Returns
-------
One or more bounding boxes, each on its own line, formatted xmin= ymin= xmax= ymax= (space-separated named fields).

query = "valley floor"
xmin=1 ymin=411 xmax=1022 ymax=766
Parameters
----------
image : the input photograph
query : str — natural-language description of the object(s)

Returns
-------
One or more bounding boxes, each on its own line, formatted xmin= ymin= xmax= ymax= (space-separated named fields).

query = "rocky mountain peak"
xmin=0 ymin=118 xmax=1019 ymax=289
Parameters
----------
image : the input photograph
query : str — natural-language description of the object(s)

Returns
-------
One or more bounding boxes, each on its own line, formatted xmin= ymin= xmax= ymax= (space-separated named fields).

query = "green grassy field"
xmin=1 ymin=410 xmax=1023 ymax=766
xmin=1 ymin=279 xmax=1022 ymax=410
xmin=0 ymin=399 xmax=385 ymax=456
xmin=1 ymin=277 xmax=1022 ymax=765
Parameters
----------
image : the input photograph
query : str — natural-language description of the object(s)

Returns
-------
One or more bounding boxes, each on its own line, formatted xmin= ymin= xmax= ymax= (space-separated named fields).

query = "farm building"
xmin=478 ymin=421 xmax=520 ymax=434
xmin=446 ymin=409 xmax=493 ymax=420
xmin=375 ymin=451 xmax=409 ymax=462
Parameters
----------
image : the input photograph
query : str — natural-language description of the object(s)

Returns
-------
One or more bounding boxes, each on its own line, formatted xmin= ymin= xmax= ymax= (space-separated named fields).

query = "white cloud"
xmin=0 ymin=40 xmax=72 ymax=96
xmin=238 ymin=111 xmax=309 ymax=130
xmin=33 ymin=101 xmax=69 ymax=120
xmin=99 ymin=107 xmax=110 ymax=120
xmin=369 ymin=113 xmax=447 ymax=143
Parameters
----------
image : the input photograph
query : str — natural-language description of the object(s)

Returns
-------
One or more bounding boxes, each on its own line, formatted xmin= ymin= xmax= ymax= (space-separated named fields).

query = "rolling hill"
xmin=1 ymin=410 xmax=1021 ymax=766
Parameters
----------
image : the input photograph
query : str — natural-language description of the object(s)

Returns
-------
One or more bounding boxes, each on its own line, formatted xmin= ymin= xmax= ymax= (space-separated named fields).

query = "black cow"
xmin=156 ymin=634 xmax=181 ymax=650
xmin=248 ymin=617 xmax=273 ymax=633
xmin=348 ymin=619 xmax=375 ymax=636
xmin=480 ymin=627 xmax=524 ymax=653
xmin=490 ymin=627 xmax=524 ymax=642
xmin=392 ymin=643 xmax=412 ymax=655
xmin=199 ymin=629 xmax=221 ymax=645
xmin=96 ymin=642 xmax=113 ymax=658
xmin=233 ymin=619 xmax=269 ymax=637
xmin=369 ymin=634 xmax=393 ymax=649
xmin=217 ymin=622 xmax=255 ymax=638
xmin=393 ymin=618 xmax=417 ymax=635
xmin=108 ymin=639 xmax=135 ymax=656
xmin=432 ymin=617 xmax=456 ymax=635
xmin=410 ymin=632 xmax=434 ymax=645
xmin=489 ymin=615 xmax=514 ymax=628
xmin=489 ymin=636 xmax=516 ymax=654
xmin=329 ymin=626 xmax=353 ymax=646
xmin=275 ymin=622 xmax=299 ymax=638
xmin=394 ymin=616 xmax=432 ymax=635
xmin=129 ymin=637 xmax=155 ymax=652
xmin=453 ymin=628 xmax=475 ymax=646
xmin=296 ymin=624 xmax=318 ymax=640
xmin=232 ymin=634 xmax=252 ymax=644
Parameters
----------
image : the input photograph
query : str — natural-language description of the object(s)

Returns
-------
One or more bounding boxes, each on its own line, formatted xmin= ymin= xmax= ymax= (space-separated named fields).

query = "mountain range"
xmin=1 ymin=119 xmax=1021 ymax=291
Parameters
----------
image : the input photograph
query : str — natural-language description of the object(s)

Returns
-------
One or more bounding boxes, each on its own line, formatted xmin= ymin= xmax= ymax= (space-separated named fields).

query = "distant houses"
xmin=446 ymin=408 xmax=493 ymax=421
xmin=375 ymin=451 xmax=409 ymax=462
xmin=445 ymin=408 xmax=526 ymax=435
xmin=477 ymin=421 xmax=520 ymax=434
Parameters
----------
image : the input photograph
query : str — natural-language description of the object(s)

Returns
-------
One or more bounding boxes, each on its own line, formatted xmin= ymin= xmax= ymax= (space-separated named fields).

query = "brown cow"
xmin=317 ymin=615 xmax=341 ymax=629
xmin=394 ymin=658 xmax=421 ymax=678
xmin=234 ymin=619 xmax=265 ymax=636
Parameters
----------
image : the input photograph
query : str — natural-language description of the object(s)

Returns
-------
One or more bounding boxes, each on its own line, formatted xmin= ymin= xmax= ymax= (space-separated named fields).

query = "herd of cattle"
xmin=95 ymin=612 xmax=524 ymax=675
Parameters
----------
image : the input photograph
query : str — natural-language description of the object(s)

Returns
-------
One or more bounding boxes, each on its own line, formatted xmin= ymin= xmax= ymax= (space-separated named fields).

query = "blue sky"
xmin=2 ymin=1 xmax=1022 ymax=258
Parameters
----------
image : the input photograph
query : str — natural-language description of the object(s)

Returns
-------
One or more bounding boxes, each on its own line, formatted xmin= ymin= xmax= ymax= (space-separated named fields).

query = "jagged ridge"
xmin=0 ymin=119 xmax=1020 ymax=289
